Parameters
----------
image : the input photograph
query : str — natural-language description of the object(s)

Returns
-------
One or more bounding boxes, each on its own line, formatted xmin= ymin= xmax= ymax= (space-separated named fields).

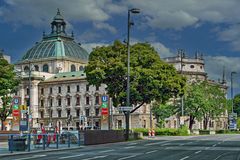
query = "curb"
xmin=0 ymin=146 xmax=85 ymax=158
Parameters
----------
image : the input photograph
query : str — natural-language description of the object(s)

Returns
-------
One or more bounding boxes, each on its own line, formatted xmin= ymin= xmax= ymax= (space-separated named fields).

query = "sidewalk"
xmin=0 ymin=141 xmax=84 ymax=158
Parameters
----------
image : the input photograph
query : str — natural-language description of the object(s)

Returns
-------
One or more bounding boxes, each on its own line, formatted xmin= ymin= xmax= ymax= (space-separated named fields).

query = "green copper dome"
xmin=21 ymin=9 xmax=89 ymax=62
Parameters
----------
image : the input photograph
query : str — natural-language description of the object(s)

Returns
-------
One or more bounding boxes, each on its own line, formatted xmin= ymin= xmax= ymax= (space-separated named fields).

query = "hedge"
xmin=132 ymin=126 xmax=188 ymax=136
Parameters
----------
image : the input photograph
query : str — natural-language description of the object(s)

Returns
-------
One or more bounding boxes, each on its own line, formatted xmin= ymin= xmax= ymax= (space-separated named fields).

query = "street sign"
xmin=102 ymin=96 xmax=108 ymax=102
xmin=229 ymin=112 xmax=237 ymax=130
xmin=13 ymin=110 xmax=20 ymax=116
xmin=101 ymin=108 xmax=108 ymax=115
xmin=118 ymin=106 xmax=132 ymax=111
xmin=13 ymin=98 xmax=19 ymax=104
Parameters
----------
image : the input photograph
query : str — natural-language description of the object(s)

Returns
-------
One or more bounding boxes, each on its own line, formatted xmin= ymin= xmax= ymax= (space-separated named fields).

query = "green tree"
xmin=152 ymin=102 xmax=176 ymax=128
xmin=0 ymin=57 xmax=19 ymax=130
xmin=184 ymin=81 xmax=226 ymax=130
xmin=233 ymin=94 xmax=240 ymax=116
xmin=85 ymin=41 xmax=186 ymax=112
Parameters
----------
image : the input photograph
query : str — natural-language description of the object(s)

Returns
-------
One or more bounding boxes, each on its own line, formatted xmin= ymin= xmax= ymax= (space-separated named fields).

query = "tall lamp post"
xmin=231 ymin=71 xmax=237 ymax=113
xmin=125 ymin=8 xmax=140 ymax=141
xmin=27 ymin=60 xmax=34 ymax=133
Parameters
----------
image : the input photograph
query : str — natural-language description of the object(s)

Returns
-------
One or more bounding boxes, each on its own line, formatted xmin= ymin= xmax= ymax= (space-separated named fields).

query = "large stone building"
xmin=163 ymin=50 xmax=228 ymax=130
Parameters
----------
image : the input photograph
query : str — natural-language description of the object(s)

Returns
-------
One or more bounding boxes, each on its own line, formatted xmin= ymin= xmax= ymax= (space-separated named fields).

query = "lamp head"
xmin=231 ymin=71 xmax=237 ymax=75
xmin=129 ymin=8 xmax=140 ymax=14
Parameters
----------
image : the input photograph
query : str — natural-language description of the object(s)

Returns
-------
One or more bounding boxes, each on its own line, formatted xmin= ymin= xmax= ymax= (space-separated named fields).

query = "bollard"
xmin=27 ymin=134 xmax=31 ymax=152
xmin=56 ymin=134 xmax=59 ymax=149
xmin=68 ymin=132 xmax=70 ymax=148
xmin=10 ymin=135 xmax=13 ymax=153
xmin=78 ymin=132 xmax=80 ymax=146
xmin=43 ymin=134 xmax=46 ymax=150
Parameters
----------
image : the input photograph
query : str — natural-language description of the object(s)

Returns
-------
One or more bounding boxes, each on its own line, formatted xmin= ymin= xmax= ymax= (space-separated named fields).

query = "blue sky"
xmin=0 ymin=0 xmax=240 ymax=97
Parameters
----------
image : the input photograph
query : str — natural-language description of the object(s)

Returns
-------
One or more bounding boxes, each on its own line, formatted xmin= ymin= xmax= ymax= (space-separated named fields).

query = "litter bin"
xmin=9 ymin=138 xmax=27 ymax=151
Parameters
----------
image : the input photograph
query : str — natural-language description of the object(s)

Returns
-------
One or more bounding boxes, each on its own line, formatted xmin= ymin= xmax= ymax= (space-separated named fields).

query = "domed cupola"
xmin=20 ymin=9 xmax=89 ymax=62
xmin=51 ymin=8 xmax=66 ymax=34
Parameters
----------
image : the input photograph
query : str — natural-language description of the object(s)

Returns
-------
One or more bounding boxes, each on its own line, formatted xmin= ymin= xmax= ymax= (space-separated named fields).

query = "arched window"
xmin=71 ymin=64 xmax=76 ymax=72
xmin=79 ymin=66 xmax=84 ymax=71
xmin=43 ymin=64 xmax=49 ymax=72
xmin=190 ymin=65 xmax=195 ymax=69
xmin=24 ymin=66 xmax=29 ymax=72
xmin=34 ymin=65 xmax=39 ymax=71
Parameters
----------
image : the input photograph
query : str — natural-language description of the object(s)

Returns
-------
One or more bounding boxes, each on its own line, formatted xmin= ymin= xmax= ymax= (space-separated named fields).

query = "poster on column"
xmin=101 ymin=95 xmax=109 ymax=130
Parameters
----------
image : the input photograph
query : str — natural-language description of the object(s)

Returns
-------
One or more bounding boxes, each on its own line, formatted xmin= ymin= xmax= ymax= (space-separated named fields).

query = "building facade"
xmin=163 ymin=50 xmax=228 ymax=130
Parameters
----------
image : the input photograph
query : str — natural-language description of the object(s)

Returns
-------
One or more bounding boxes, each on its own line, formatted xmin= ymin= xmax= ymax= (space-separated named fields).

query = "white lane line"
xmin=14 ymin=155 xmax=46 ymax=160
xmin=212 ymin=144 xmax=217 ymax=147
xmin=118 ymin=155 xmax=137 ymax=160
xmin=99 ymin=149 xmax=115 ymax=153
xmin=127 ymin=142 xmax=137 ymax=145
xmin=179 ymin=144 xmax=184 ymax=146
xmin=180 ymin=156 xmax=189 ymax=160
xmin=124 ymin=146 xmax=136 ymax=149
xmin=205 ymin=147 xmax=209 ymax=150
xmin=146 ymin=150 xmax=158 ymax=154
xmin=82 ymin=155 xmax=107 ymax=160
xmin=161 ymin=143 xmax=170 ymax=146
xmin=58 ymin=154 xmax=85 ymax=159
xmin=195 ymin=150 xmax=202 ymax=154
xmin=145 ymin=141 xmax=169 ymax=146
xmin=187 ymin=142 xmax=193 ymax=144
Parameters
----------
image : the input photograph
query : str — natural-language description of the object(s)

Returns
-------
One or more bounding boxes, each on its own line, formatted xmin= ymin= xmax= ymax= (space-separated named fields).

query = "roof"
xmin=43 ymin=71 xmax=86 ymax=83
xmin=20 ymin=9 xmax=89 ymax=62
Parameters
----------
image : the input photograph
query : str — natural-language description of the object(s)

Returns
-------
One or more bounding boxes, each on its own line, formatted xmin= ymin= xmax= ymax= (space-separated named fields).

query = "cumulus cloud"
xmin=93 ymin=22 xmax=117 ymax=34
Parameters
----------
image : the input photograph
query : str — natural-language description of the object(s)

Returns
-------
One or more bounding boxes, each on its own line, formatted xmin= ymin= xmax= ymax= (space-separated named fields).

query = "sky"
xmin=0 ymin=0 xmax=240 ymax=97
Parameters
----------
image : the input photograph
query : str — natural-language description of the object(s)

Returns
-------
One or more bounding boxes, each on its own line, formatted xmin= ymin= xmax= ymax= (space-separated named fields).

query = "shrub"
xmin=132 ymin=127 xmax=189 ymax=136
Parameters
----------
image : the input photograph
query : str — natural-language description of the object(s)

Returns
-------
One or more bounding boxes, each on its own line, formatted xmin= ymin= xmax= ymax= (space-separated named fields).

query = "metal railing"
xmin=0 ymin=132 xmax=82 ymax=154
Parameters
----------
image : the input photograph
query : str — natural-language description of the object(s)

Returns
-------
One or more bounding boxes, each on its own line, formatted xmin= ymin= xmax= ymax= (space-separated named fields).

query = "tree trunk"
xmin=1 ymin=120 xmax=4 ymax=131
xmin=189 ymin=115 xmax=195 ymax=131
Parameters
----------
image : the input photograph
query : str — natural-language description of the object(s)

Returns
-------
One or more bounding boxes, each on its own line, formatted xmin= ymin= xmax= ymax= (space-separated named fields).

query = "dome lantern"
xmin=51 ymin=9 xmax=66 ymax=34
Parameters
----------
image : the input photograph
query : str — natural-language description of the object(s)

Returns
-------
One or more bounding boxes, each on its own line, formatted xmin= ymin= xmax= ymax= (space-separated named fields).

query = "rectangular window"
xmin=67 ymin=110 xmax=70 ymax=117
xmin=86 ymin=97 xmax=90 ymax=105
xmin=50 ymin=99 xmax=53 ymax=107
xmin=95 ymin=96 xmax=99 ymax=105
xmin=67 ymin=97 xmax=71 ymax=106
xmin=58 ymin=99 xmax=61 ymax=106
xmin=50 ymin=110 xmax=53 ymax=118
xmin=41 ymin=99 xmax=44 ymax=107
xmin=76 ymin=85 xmax=80 ymax=92
xmin=27 ymin=88 xmax=30 ymax=95
xmin=50 ymin=87 xmax=52 ymax=94
xmin=86 ymin=85 xmax=89 ymax=92
xmin=58 ymin=110 xmax=61 ymax=118
xmin=85 ymin=108 xmax=89 ymax=117
xmin=95 ymin=108 xmax=99 ymax=116
xmin=67 ymin=86 xmax=71 ymax=93
xmin=76 ymin=97 xmax=80 ymax=105
xmin=41 ymin=111 xmax=44 ymax=118
xmin=76 ymin=109 xmax=80 ymax=117
xmin=41 ymin=88 xmax=44 ymax=95
xmin=96 ymin=86 xmax=99 ymax=91
xmin=58 ymin=87 xmax=61 ymax=93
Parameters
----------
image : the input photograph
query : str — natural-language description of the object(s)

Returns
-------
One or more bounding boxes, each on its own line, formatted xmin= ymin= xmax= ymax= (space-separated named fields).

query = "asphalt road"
xmin=2 ymin=134 xmax=240 ymax=160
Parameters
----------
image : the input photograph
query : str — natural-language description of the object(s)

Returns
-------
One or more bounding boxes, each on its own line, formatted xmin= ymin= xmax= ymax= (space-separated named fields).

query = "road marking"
xmin=82 ymin=155 xmax=107 ymax=160
xmin=161 ymin=143 xmax=170 ymax=146
xmin=180 ymin=156 xmax=189 ymax=160
xmin=213 ymin=153 xmax=229 ymax=160
xmin=195 ymin=150 xmax=202 ymax=154
xmin=205 ymin=147 xmax=209 ymax=150
xmin=99 ymin=149 xmax=115 ymax=153
xmin=59 ymin=154 xmax=85 ymax=159
xmin=146 ymin=150 xmax=158 ymax=154
xmin=127 ymin=142 xmax=137 ymax=145
xmin=14 ymin=155 xmax=46 ymax=160
xmin=118 ymin=155 xmax=137 ymax=160
xmin=179 ymin=144 xmax=184 ymax=146
xmin=145 ymin=141 xmax=169 ymax=146
xmin=124 ymin=146 xmax=136 ymax=149
xmin=212 ymin=144 xmax=217 ymax=147
xmin=187 ymin=142 xmax=193 ymax=144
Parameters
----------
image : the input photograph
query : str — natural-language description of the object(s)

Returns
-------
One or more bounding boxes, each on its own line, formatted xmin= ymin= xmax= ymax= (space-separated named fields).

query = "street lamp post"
xmin=27 ymin=61 xmax=33 ymax=133
xmin=125 ymin=8 xmax=140 ymax=141
xmin=231 ymin=71 xmax=237 ymax=113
